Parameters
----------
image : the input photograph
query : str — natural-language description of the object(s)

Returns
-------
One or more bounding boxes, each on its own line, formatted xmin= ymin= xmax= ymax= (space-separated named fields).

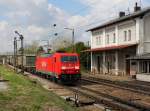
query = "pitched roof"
xmin=87 ymin=7 xmax=150 ymax=31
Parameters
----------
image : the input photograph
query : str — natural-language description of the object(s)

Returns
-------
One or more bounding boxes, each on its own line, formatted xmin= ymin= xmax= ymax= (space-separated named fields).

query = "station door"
xmin=97 ymin=55 xmax=103 ymax=74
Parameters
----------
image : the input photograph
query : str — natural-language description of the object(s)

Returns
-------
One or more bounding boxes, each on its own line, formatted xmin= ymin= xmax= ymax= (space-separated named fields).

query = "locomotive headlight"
xmin=75 ymin=66 xmax=79 ymax=70
xmin=61 ymin=66 xmax=66 ymax=70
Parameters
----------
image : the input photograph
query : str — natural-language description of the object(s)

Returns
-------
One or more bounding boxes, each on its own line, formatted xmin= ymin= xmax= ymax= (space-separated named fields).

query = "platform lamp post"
xmin=65 ymin=28 xmax=78 ymax=106
xmin=64 ymin=28 xmax=75 ymax=52
xmin=15 ymin=31 xmax=24 ymax=73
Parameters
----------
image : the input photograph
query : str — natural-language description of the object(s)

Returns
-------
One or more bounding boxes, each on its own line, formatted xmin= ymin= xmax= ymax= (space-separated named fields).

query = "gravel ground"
xmin=0 ymin=75 xmax=8 ymax=91
xmin=82 ymin=72 xmax=132 ymax=82
xmin=26 ymin=73 xmax=104 ymax=111
xmin=83 ymin=83 xmax=150 ymax=107
xmin=0 ymin=82 xmax=8 ymax=91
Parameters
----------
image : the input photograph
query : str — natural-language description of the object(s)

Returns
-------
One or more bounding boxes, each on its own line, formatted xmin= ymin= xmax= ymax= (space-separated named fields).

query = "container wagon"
xmin=17 ymin=54 xmax=36 ymax=72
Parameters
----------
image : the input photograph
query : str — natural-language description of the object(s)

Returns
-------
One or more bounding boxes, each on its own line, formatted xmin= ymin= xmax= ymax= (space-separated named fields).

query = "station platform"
xmin=82 ymin=72 xmax=133 ymax=82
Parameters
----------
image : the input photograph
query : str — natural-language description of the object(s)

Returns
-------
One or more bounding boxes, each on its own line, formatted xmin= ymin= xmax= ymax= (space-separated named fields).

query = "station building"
xmin=87 ymin=3 xmax=150 ymax=76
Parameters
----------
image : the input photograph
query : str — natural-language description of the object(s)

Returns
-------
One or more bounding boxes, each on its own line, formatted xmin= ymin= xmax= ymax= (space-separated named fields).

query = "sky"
xmin=0 ymin=0 xmax=150 ymax=53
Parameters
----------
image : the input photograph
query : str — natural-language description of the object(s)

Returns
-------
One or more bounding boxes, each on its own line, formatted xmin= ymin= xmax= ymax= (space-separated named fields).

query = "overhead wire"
xmin=77 ymin=0 xmax=145 ymax=30
xmin=50 ymin=0 xmax=100 ymax=16
xmin=30 ymin=0 xmax=127 ymax=44
xmin=55 ymin=0 xmax=128 ymax=33
xmin=45 ymin=0 xmax=101 ymax=41
xmin=51 ymin=0 xmax=125 ymax=37
xmin=8 ymin=0 xmax=146 ymax=53
xmin=74 ymin=0 xmax=128 ymax=30
xmin=30 ymin=0 xmax=137 ymax=46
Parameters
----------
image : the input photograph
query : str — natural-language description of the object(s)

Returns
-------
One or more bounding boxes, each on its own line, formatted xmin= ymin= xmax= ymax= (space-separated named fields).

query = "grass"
xmin=0 ymin=65 xmax=78 ymax=111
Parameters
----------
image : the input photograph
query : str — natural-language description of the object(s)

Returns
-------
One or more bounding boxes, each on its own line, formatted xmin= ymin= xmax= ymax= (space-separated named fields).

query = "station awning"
xmin=82 ymin=43 xmax=137 ymax=52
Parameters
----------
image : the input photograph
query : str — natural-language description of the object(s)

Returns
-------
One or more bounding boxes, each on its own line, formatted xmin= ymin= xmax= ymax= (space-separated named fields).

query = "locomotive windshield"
xmin=61 ymin=56 xmax=78 ymax=62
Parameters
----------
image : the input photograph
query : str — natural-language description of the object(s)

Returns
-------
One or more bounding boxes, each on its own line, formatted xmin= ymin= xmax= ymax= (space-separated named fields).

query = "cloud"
xmin=77 ymin=0 xmax=136 ymax=26
xmin=0 ymin=21 xmax=14 ymax=53
xmin=66 ymin=0 xmax=150 ymax=42
xmin=0 ymin=0 xmax=150 ymax=53
xmin=0 ymin=0 xmax=70 ymax=53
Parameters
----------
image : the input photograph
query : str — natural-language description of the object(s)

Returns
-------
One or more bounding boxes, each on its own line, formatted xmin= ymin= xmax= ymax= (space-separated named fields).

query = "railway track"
xmin=82 ymin=76 xmax=150 ymax=96
xmin=124 ymin=80 xmax=150 ymax=89
xmin=26 ymin=73 xmax=150 ymax=111
xmin=8 ymin=65 xmax=150 ymax=111
xmin=27 ymin=72 xmax=150 ymax=111
xmin=67 ymin=85 xmax=150 ymax=111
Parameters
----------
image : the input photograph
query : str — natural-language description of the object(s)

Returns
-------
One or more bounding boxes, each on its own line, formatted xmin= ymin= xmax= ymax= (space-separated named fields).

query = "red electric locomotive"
xmin=35 ymin=52 xmax=81 ymax=83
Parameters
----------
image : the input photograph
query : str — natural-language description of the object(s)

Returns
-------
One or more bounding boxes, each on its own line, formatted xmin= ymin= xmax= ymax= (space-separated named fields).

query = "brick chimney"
xmin=134 ymin=2 xmax=141 ymax=12
xmin=119 ymin=11 xmax=125 ymax=17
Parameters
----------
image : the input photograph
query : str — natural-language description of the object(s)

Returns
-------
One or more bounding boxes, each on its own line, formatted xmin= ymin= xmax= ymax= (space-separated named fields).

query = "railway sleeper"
xmin=84 ymin=76 xmax=150 ymax=93
xmin=82 ymin=78 xmax=150 ymax=96
xmin=80 ymin=86 xmax=150 ymax=111
xmin=68 ymin=87 xmax=138 ymax=111
xmin=0 ymin=80 xmax=9 ymax=82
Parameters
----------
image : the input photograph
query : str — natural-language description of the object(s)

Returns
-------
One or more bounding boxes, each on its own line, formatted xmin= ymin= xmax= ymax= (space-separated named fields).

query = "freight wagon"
xmin=7 ymin=54 xmax=36 ymax=72
xmin=0 ymin=55 xmax=7 ymax=65
xmin=7 ymin=55 xmax=14 ymax=65
xmin=17 ymin=54 xmax=36 ymax=72
xmin=36 ymin=52 xmax=81 ymax=83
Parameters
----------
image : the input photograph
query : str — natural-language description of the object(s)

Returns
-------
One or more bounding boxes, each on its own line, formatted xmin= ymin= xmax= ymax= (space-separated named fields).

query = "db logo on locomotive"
xmin=41 ymin=61 xmax=47 ymax=67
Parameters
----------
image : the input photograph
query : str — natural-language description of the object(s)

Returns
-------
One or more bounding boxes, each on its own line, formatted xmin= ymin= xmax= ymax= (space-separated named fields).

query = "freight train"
xmin=6 ymin=52 xmax=81 ymax=83
xmin=35 ymin=52 xmax=81 ymax=83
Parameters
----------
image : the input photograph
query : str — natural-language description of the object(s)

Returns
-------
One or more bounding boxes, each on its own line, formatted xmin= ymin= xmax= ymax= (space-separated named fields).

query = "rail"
xmin=82 ymin=76 xmax=150 ymax=96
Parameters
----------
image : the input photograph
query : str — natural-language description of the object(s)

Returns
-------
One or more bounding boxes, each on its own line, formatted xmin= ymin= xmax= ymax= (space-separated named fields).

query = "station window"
xmin=113 ymin=33 xmax=116 ymax=43
xmin=98 ymin=36 xmax=101 ymax=45
xmin=124 ymin=31 xmax=127 ymax=41
xmin=131 ymin=62 xmax=136 ymax=65
xmin=128 ymin=30 xmax=131 ymax=41
xmin=107 ymin=34 xmax=109 ymax=44
xmin=61 ymin=56 xmax=78 ymax=62
xmin=96 ymin=37 xmax=98 ymax=45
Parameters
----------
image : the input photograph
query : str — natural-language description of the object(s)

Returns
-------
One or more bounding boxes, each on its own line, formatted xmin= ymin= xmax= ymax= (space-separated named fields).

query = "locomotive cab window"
xmin=61 ymin=56 xmax=78 ymax=62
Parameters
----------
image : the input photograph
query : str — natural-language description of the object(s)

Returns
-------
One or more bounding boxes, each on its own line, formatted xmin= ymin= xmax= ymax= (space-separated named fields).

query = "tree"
xmin=75 ymin=42 xmax=88 ymax=54
xmin=54 ymin=38 xmax=72 ymax=52
xmin=75 ymin=42 xmax=90 ymax=71
xmin=56 ymin=41 xmax=91 ymax=71
xmin=24 ymin=41 xmax=39 ymax=54
xmin=37 ymin=46 xmax=45 ymax=55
